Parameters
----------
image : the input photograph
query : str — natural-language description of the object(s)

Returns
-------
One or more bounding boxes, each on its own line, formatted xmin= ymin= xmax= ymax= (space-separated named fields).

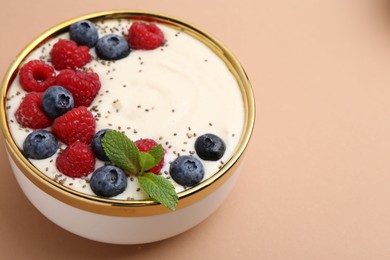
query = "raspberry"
xmin=50 ymin=39 xmax=91 ymax=70
xmin=55 ymin=69 xmax=101 ymax=107
xmin=56 ymin=141 xmax=95 ymax=178
xmin=52 ymin=106 xmax=95 ymax=145
xmin=128 ymin=22 xmax=164 ymax=50
xmin=15 ymin=92 xmax=52 ymax=129
xmin=19 ymin=60 xmax=56 ymax=92
xmin=135 ymin=138 xmax=165 ymax=174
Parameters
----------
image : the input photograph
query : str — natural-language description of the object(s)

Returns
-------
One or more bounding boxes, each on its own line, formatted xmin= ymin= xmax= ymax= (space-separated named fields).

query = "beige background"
xmin=1 ymin=0 xmax=390 ymax=259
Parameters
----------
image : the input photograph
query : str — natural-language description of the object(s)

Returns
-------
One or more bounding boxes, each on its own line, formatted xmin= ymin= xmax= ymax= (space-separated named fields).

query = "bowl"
xmin=0 ymin=10 xmax=255 ymax=244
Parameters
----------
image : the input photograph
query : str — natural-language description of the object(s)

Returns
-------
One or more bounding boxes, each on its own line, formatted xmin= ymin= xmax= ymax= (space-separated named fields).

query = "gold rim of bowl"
xmin=0 ymin=10 xmax=255 ymax=217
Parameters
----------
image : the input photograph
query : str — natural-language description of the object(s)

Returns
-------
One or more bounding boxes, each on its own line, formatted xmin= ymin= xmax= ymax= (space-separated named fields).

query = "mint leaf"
xmin=138 ymin=172 xmax=178 ymax=211
xmin=139 ymin=152 xmax=156 ymax=173
xmin=139 ymin=144 xmax=164 ymax=173
xmin=101 ymin=131 xmax=178 ymax=211
xmin=148 ymin=144 xmax=164 ymax=164
xmin=102 ymin=130 xmax=140 ymax=174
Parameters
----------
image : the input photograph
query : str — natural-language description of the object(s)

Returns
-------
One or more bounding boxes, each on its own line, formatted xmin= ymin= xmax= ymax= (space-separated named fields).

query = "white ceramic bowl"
xmin=0 ymin=10 xmax=255 ymax=244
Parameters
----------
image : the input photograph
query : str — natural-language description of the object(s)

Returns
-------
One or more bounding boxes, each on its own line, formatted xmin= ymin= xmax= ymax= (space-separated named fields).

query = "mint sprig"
xmin=102 ymin=130 xmax=178 ymax=210
xmin=138 ymin=173 xmax=178 ymax=211
xmin=102 ymin=130 xmax=140 ymax=174
xmin=139 ymin=152 xmax=156 ymax=173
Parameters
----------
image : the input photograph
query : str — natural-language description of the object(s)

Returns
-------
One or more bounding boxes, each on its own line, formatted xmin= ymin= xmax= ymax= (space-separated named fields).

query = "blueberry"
xmin=95 ymin=34 xmax=130 ymax=60
xmin=169 ymin=155 xmax=205 ymax=187
xmin=42 ymin=85 xmax=74 ymax=119
xmin=23 ymin=130 xmax=58 ymax=159
xmin=69 ymin=20 xmax=99 ymax=48
xmin=91 ymin=129 xmax=111 ymax=161
xmin=90 ymin=165 xmax=128 ymax=197
xmin=194 ymin=133 xmax=226 ymax=161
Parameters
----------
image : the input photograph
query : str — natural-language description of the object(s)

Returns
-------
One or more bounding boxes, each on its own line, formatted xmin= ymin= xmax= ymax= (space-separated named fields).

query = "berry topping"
xmin=91 ymin=129 xmax=111 ymax=161
xmin=128 ymin=22 xmax=164 ymax=50
xmin=56 ymin=141 xmax=95 ymax=178
xmin=23 ymin=130 xmax=58 ymax=159
xmin=50 ymin=39 xmax=91 ymax=70
xmin=69 ymin=20 xmax=99 ymax=48
xmin=95 ymin=34 xmax=130 ymax=60
xmin=55 ymin=69 xmax=101 ymax=107
xmin=90 ymin=165 xmax=128 ymax=197
xmin=101 ymin=130 xmax=177 ymax=209
xmin=194 ymin=133 xmax=226 ymax=161
xmin=52 ymin=106 xmax=95 ymax=145
xmin=135 ymin=138 xmax=164 ymax=174
xmin=42 ymin=85 xmax=74 ymax=119
xmin=19 ymin=60 xmax=56 ymax=92
xmin=15 ymin=92 xmax=52 ymax=129
xmin=169 ymin=155 xmax=205 ymax=187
